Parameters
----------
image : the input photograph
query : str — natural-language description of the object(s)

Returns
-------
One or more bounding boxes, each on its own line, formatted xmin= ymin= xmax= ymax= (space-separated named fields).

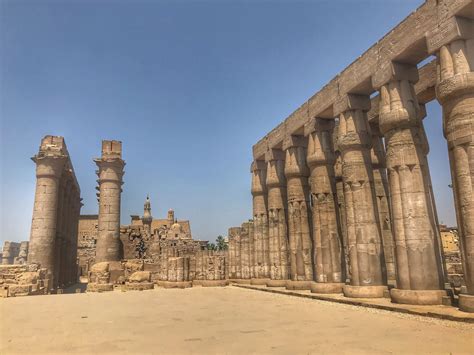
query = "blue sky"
xmin=0 ymin=0 xmax=455 ymax=244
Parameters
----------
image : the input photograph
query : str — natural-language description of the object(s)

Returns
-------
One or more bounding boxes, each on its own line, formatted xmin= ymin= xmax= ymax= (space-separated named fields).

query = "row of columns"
xmin=234 ymin=37 xmax=473 ymax=311
xmin=28 ymin=136 xmax=82 ymax=290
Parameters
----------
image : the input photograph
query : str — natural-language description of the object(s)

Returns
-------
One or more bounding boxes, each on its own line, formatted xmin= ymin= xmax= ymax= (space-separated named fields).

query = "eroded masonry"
xmin=228 ymin=0 xmax=474 ymax=313
xmin=0 ymin=0 xmax=473 ymax=315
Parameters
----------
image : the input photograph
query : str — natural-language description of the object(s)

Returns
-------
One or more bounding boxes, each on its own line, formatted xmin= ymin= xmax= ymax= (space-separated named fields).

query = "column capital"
xmin=32 ymin=155 xmax=67 ymax=179
xmin=304 ymin=117 xmax=335 ymax=136
xmin=264 ymin=148 xmax=285 ymax=162
xmin=333 ymin=94 xmax=371 ymax=117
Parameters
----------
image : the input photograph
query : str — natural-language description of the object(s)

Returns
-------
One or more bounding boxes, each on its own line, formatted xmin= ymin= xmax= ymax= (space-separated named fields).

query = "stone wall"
xmin=0 ymin=264 xmax=48 ymax=297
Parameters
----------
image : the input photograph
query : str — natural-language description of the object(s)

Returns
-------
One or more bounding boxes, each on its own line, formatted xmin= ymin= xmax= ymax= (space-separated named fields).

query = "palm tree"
xmin=216 ymin=235 xmax=228 ymax=251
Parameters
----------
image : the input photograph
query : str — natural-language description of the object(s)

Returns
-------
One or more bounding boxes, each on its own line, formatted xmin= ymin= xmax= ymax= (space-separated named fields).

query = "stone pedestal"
xmin=283 ymin=136 xmax=314 ymax=283
xmin=343 ymin=285 xmax=387 ymax=298
xmin=94 ymin=140 xmax=125 ymax=263
xmin=250 ymin=278 xmax=270 ymax=286
xmin=377 ymin=63 xmax=446 ymax=305
xmin=266 ymin=148 xmax=290 ymax=283
xmin=335 ymin=94 xmax=386 ymax=297
xmin=266 ymin=279 xmax=288 ymax=287
xmin=435 ymin=35 xmax=474 ymax=312
xmin=286 ymin=280 xmax=312 ymax=290
xmin=305 ymin=118 xmax=344 ymax=292
xmin=310 ymin=282 xmax=344 ymax=294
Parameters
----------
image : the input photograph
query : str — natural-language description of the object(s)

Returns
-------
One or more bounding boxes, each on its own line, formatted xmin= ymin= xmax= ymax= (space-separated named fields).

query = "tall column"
xmin=250 ymin=160 xmax=270 ymax=284
xmin=376 ymin=62 xmax=447 ymax=304
xmin=335 ymin=94 xmax=387 ymax=298
xmin=283 ymin=135 xmax=313 ymax=290
xmin=28 ymin=142 xmax=67 ymax=290
xmin=248 ymin=220 xmax=256 ymax=279
xmin=94 ymin=140 xmax=125 ymax=263
xmin=435 ymin=32 xmax=474 ymax=312
xmin=240 ymin=221 xmax=251 ymax=280
xmin=228 ymin=227 xmax=237 ymax=279
xmin=370 ymin=124 xmax=397 ymax=287
xmin=306 ymin=118 xmax=345 ymax=294
xmin=334 ymin=141 xmax=350 ymax=283
xmin=265 ymin=148 xmax=290 ymax=287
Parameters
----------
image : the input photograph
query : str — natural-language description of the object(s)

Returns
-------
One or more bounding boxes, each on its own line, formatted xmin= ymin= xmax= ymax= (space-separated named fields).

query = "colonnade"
xmin=229 ymin=7 xmax=474 ymax=312
xmin=28 ymin=136 xmax=82 ymax=290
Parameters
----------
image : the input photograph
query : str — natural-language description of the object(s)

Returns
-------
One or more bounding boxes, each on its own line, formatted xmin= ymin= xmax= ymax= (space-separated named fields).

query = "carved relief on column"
xmin=376 ymin=62 xmax=446 ymax=304
xmin=306 ymin=118 xmax=345 ymax=294
xmin=240 ymin=221 xmax=251 ymax=280
xmin=28 ymin=136 xmax=68 ymax=290
xmin=265 ymin=148 xmax=290 ymax=287
xmin=250 ymin=160 xmax=270 ymax=284
xmin=370 ymin=123 xmax=397 ymax=287
xmin=335 ymin=94 xmax=387 ymax=298
xmin=283 ymin=135 xmax=313 ymax=290
xmin=434 ymin=29 xmax=474 ymax=312
xmin=94 ymin=140 xmax=125 ymax=263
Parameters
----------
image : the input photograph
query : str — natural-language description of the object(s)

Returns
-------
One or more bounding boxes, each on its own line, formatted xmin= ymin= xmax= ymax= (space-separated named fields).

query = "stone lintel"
xmin=265 ymin=148 xmax=285 ymax=162
xmin=372 ymin=62 xmax=419 ymax=89
xmin=333 ymin=94 xmax=371 ymax=117
xmin=101 ymin=140 xmax=122 ymax=159
xmin=427 ymin=16 xmax=474 ymax=54
xmin=282 ymin=135 xmax=307 ymax=151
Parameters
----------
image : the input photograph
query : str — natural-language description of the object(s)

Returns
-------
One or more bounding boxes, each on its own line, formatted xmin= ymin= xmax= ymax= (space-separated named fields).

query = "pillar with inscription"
xmin=370 ymin=124 xmax=397 ymax=287
xmin=265 ymin=148 xmax=290 ymax=287
xmin=306 ymin=118 xmax=345 ymax=294
xmin=433 ymin=26 xmax=474 ymax=311
xmin=250 ymin=160 xmax=270 ymax=284
xmin=376 ymin=62 xmax=447 ymax=304
xmin=336 ymin=94 xmax=387 ymax=298
xmin=284 ymin=135 xmax=314 ymax=290
xmin=28 ymin=136 xmax=67 ymax=289
xmin=94 ymin=140 xmax=125 ymax=263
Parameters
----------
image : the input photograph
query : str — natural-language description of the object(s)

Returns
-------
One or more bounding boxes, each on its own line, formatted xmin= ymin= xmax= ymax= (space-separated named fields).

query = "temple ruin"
xmin=1 ymin=0 xmax=473 ymax=316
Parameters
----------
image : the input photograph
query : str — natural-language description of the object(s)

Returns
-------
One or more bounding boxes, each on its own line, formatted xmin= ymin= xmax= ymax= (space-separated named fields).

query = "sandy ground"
xmin=1 ymin=286 xmax=473 ymax=354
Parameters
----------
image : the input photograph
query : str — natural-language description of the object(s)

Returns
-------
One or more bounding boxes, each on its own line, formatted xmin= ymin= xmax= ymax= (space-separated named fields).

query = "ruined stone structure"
xmin=28 ymin=136 xmax=81 ymax=290
xmin=228 ymin=0 xmax=474 ymax=312
xmin=94 ymin=140 xmax=125 ymax=263
xmin=1 ymin=242 xmax=21 ymax=265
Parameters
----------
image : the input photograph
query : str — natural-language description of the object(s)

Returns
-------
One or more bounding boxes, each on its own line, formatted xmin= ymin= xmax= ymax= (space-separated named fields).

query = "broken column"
xmin=283 ymin=135 xmax=313 ymax=290
xmin=94 ymin=140 xmax=125 ymax=263
xmin=240 ymin=221 xmax=251 ymax=281
xmin=250 ymin=160 xmax=270 ymax=284
xmin=434 ymin=30 xmax=474 ymax=312
xmin=306 ymin=118 xmax=344 ymax=294
xmin=28 ymin=136 xmax=68 ymax=289
xmin=335 ymin=94 xmax=387 ymax=298
xmin=265 ymin=148 xmax=290 ymax=287
xmin=376 ymin=62 xmax=447 ymax=304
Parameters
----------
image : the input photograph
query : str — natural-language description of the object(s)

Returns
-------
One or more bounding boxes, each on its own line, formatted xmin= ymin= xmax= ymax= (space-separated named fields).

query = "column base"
xmin=343 ymin=285 xmax=387 ymax=298
xmin=86 ymin=283 xmax=114 ymax=292
xmin=193 ymin=280 xmax=228 ymax=287
xmin=161 ymin=281 xmax=193 ymax=289
xmin=459 ymin=294 xmax=474 ymax=313
xmin=250 ymin=278 xmax=270 ymax=285
xmin=124 ymin=282 xmax=154 ymax=291
xmin=286 ymin=280 xmax=312 ymax=290
xmin=266 ymin=279 xmax=288 ymax=287
xmin=228 ymin=279 xmax=251 ymax=284
xmin=311 ymin=282 xmax=344 ymax=294
xmin=390 ymin=288 xmax=447 ymax=305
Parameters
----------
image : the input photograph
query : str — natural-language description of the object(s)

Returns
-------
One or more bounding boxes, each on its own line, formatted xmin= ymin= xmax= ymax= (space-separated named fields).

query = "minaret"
xmin=142 ymin=195 xmax=153 ymax=235
xmin=167 ymin=209 xmax=175 ymax=227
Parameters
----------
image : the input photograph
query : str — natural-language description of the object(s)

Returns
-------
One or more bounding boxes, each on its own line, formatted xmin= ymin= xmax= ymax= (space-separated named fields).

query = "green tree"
xmin=207 ymin=242 xmax=216 ymax=251
xmin=216 ymin=235 xmax=228 ymax=251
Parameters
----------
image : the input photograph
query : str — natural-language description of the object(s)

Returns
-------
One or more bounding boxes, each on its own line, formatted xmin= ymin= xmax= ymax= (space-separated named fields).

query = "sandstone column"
xmin=370 ymin=124 xmax=397 ymax=286
xmin=306 ymin=118 xmax=345 ymax=294
xmin=335 ymin=94 xmax=387 ymax=298
xmin=265 ymin=148 xmax=290 ymax=287
xmin=28 ymin=137 xmax=67 ymax=290
xmin=248 ymin=220 xmax=256 ymax=279
xmin=284 ymin=135 xmax=313 ymax=290
xmin=376 ymin=62 xmax=447 ymax=304
xmin=250 ymin=160 xmax=270 ymax=284
xmin=435 ymin=33 xmax=474 ymax=312
xmin=240 ymin=221 xmax=251 ymax=280
xmin=94 ymin=140 xmax=125 ymax=263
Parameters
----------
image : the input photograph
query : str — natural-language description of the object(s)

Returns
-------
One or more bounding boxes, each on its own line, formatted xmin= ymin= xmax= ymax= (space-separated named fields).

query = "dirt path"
xmin=1 ymin=286 xmax=473 ymax=354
